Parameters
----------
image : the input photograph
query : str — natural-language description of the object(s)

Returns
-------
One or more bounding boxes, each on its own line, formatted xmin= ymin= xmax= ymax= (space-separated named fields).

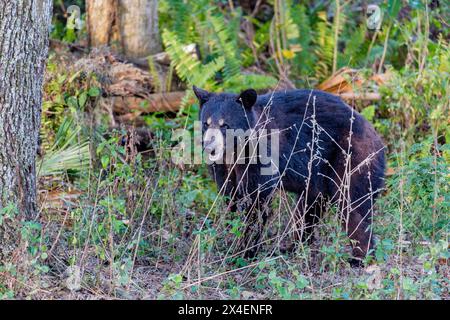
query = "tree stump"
xmin=87 ymin=0 xmax=161 ymax=59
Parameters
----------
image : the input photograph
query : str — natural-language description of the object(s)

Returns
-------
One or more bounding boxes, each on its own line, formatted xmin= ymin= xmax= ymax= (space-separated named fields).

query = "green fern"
xmin=163 ymin=30 xmax=221 ymax=87
xmin=159 ymin=0 xmax=192 ymax=43
xmin=207 ymin=12 xmax=278 ymax=91
xmin=206 ymin=14 xmax=241 ymax=81
xmin=341 ymin=24 xmax=367 ymax=68
xmin=314 ymin=11 xmax=334 ymax=80
xmin=162 ymin=29 xmax=225 ymax=107
xmin=162 ymin=4 xmax=277 ymax=99
xmin=291 ymin=4 xmax=316 ymax=78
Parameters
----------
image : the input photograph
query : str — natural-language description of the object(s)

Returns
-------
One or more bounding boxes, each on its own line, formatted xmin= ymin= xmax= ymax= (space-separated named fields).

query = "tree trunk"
xmin=0 ymin=0 xmax=52 ymax=259
xmin=87 ymin=0 xmax=161 ymax=59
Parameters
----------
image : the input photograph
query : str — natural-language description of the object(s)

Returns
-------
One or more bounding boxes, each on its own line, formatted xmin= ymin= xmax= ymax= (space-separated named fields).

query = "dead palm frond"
xmin=38 ymin=117 xmax=90 ymax=177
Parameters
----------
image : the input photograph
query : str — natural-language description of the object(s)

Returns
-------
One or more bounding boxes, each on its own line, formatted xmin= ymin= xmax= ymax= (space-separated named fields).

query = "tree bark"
xmin=86 ymin=0 xmax=119 ymax=49
xmin=87 ymin=0 xmax=161 ymax=59
xmin=0 ymin=0 xmax=52 ymax=258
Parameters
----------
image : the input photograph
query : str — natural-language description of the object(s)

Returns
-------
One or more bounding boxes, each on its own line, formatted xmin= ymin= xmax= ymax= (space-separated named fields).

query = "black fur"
xmin=196 ymin=87 xmax=386 ymax=265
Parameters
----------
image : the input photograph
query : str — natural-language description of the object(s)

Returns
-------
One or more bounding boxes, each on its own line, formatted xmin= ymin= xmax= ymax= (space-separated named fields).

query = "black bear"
xmin=193 ymin=86 xmax=386 ymax=266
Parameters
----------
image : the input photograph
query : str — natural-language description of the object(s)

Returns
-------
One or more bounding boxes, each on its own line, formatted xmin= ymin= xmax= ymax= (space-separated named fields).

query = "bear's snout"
xmin=203 ymin=128 xmax=225 ymax=162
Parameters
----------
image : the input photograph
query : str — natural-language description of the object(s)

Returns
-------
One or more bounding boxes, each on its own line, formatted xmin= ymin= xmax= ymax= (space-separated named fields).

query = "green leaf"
xmin=361 ymin=105 xmax=376 ymax=122
xmin=101 ymin=155 xmax=110 ymax=169
xmin=88 ymin=87 xmax=101 ymax=97
xmin=388 ymin=0 xmax=401 ymax=18
xmin=295 ymin=274 xmax=309 ymax=289
xmin=67 ymin=96 xmax=78 ymax=110
xmin=78 ymin=91 xmax=88 ymax=109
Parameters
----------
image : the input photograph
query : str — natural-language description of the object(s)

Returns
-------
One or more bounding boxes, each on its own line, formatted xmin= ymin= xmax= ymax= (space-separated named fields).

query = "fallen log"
xmin=111 ymin=91 xmax=191 ymax=122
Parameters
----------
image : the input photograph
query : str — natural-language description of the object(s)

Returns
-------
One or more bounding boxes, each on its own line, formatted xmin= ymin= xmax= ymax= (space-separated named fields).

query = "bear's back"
xmin=254 ymin=89 xmax=356 ymax=135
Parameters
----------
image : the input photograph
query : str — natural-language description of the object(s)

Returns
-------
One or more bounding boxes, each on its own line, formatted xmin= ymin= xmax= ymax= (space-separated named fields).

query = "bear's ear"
xmin=193 ymin=86 xmax=211 ymax=106
xmin=237 ymin=89 xmax=257 ymax=110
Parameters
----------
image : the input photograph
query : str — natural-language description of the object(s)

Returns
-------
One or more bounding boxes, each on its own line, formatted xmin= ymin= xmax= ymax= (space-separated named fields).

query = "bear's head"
xmin=193 ymin=86 xmax=258 ymax=163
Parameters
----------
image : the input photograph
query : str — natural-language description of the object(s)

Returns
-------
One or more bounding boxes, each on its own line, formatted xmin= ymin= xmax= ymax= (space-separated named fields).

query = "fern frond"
xmin=342 ymin=24 xmax=367 ymax=67
xmin=291 ymin=4 xmax=316 ymax=76
xmin=162 ymin=30 xmax=200 ymax=83
xmin=160 ymin=0 xmax=192 ymax=42
xmin=206 ymin=14 xmax=241 ymax=80
xmin=163 ymin=10 xmax=277 ymax=98
xmin=314 ymin=11 xmax=334 ymax=80
xmin=162 ymin=29 xmax=225 ymax=107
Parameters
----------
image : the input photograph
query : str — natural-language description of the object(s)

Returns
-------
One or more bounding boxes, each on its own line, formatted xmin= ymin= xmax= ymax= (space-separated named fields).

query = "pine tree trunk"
xmin=87 ymin=0 xmax=161 ymax=59
xmin=0 ymin=0 xmax=52 ymax=259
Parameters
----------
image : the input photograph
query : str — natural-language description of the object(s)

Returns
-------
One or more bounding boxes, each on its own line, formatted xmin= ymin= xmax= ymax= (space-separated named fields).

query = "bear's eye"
xmin=218 ymin=118 xmax=228 ymax=128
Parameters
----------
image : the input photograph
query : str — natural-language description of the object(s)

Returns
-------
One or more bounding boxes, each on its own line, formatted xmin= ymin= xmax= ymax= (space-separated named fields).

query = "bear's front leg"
xmin=345 ymin=208 xmax=375 ymax=267
xmin=234 ymin=167 xmax=276 ymax=259
xmin=208 ymin=163 xmax=237 ymax=211
xmin=294 ymin=196 xmax=325 ymax=245
xmin=240 ymin=203 xmax=271 ymax=259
